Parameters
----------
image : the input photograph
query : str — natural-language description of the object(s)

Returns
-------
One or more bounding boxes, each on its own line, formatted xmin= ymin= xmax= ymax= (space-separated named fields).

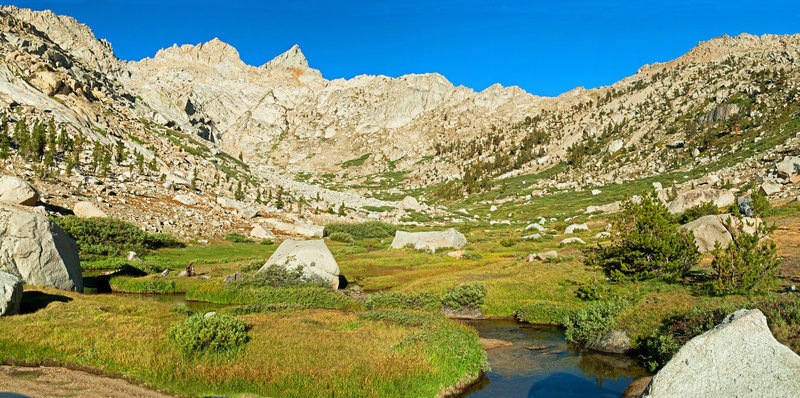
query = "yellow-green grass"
xmin=1 ymin=287 xmax=485 ymax=398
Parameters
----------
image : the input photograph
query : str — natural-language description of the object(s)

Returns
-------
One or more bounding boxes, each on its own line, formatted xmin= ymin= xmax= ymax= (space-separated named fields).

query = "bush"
xmin=462 ymin=251 xmax=483 ymax=260
xmin=366 ymin=292 xmax=442 ymax=311
xmin=53 ymin=216 xmax=182 ymax=257
xmin=325 ymin=221 xmax=397 ymax=239
xmin=168 ymin=314 xmax=248 ymax=355
xmin=675 ymin=201 xmax=718 ymax=224
xmin=441 ymin=283 xmax=486 ymax=309
xmin=564 ymin=298 xmax=628 ymax=344
xmin=328 ymin=231 xmax=354 ymax=243
xmin=710 ymin=217 xmax=781 ymax=295
xmin=500 ymin=239 xmax=516 ymax=247
xmin=225 ymin=232 xmax=252 ymax=243
xmin=586 ymin=193 xmax=700 ymax=281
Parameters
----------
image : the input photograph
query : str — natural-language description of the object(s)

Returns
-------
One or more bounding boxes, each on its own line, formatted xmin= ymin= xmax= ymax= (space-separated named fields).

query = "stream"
xmin=462 ymin=319 xmax=648 ymax=397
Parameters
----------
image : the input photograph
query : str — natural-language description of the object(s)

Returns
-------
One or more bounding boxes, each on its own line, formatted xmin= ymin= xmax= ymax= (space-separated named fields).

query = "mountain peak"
xmin=261 ymin=44 xmax=308 ymax=70
xmin=151 ymin=38 xmax=243 ymax=67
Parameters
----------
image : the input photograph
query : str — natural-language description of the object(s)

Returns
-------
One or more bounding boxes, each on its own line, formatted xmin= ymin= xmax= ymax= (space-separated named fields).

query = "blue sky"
xmin=9 ymin=1 xmax=800 ymax=96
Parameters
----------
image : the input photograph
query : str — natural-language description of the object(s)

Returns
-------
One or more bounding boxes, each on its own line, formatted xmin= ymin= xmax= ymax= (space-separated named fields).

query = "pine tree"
xmin=136 ymin=152 xmax=144 ymax=174
xmin=115 ymin=140 xmax=125 ymax=164
xmin=256 ymin=189 xmax=262 ymax=203
xmin=31 ymin=120 xmax=46 ymax=161
xmin=14 ymin=119 xmax=28 ymax=156
xmin=338 ymin=202 xmax=346 ymax=216
xmin=191 ymin=167 xmax=197 ymax=190
xmin=100 ymin=150 xmax=111 ymax=176
xmin=92 ymin=141 xmax=103 ymax=172
xmin=234 ymin=180 xmax=244 ymax=200
xmin=0 ymin=114 xmax=9 ymax=160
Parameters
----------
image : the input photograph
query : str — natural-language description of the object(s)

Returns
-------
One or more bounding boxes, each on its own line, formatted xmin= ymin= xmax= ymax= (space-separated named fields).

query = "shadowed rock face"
xmin=0 ymin=203 xmax=83 ymax=292
xmin=0 ymin=271 xmax=23 ymax=315
xmin=639 ymin=309 xmax=800 ymax=398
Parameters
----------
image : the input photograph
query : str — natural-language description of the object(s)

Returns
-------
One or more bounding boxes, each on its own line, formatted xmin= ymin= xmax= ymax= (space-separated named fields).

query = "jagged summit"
xmin=261 ymin=44 xmax=308 ymax=70
xmin=149 ymin=38 xmax=244 ymax=67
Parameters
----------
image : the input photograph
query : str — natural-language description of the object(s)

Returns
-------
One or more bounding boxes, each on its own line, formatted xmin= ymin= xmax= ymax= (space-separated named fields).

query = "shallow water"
xmin=463 ymin=319 xmax=647 ymax=398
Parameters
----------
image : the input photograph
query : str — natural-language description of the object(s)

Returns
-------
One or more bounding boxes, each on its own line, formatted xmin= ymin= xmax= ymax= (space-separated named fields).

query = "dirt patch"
xmin=0 ymin=366 xmax=173 ymax=398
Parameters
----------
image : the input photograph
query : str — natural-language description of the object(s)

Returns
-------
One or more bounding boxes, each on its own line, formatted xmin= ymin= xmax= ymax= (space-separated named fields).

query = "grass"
xmin=341 ymin=153 xmax=371 ymax=168
xmin=0 ymin=288 xmax=484 ymax=398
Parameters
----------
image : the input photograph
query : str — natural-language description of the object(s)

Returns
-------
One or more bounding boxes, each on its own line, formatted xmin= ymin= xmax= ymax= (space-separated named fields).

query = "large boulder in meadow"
xmin=259 ymin=239 xmax=340 ymax=289
xmin=0 ymin=271 xmax=23 ymax=316
xmin=668 ymin=188 xmax=734 ymax=214
xmin=73 ymin=201 xmax=108 ymax=218
xmin=564 ymin=223 xmax=588 ymax=234
xmin=679 ymin=214 xmax=733 ymax=253
xmin=639 ymin=309 xmax=800 ymax=398
xmin=0 ymin=175 xmax=39 ymax=206
xmin=0 ymin=203 xmax=83 ymax=292
xmin=390 ymin=228 xmax=466 ymax=253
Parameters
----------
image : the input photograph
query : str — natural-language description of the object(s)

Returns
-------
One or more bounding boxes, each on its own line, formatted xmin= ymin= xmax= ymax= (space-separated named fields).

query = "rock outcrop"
xmin=0 ymin=175 xmax=39 ymax=206
xmin=263 ymin=218 xmax=324 ymax=238
xmin=679 ymin=214 xmax=733 ymax=253
xmin=259 ymin=239 xmax=340 ymax=289
xmin=668 ymin=188 xmax=734 ymax=214
xmin=0 ymin=271 xmax=23 ymax=315
xmin=639 ymin=309 xmax=800 ymax=397
xmin=587 ymin=330 xmax=631 ymax=354
xmin=0 ymin=203 xmax=83 ymax=292
xmin=564 ymin=223 xmax=588 ymax=234
xmin=390 ymin=228 xmax=467 ymax=252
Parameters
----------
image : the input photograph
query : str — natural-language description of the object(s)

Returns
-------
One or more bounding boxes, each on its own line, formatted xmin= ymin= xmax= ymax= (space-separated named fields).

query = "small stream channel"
xmin=462 ymin=319 xmax=648 ymax=397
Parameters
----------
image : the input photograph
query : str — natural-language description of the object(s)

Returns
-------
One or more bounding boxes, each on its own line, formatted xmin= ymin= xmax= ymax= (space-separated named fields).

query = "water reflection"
xmin=463 ymin=320 xmax=648 ymax=397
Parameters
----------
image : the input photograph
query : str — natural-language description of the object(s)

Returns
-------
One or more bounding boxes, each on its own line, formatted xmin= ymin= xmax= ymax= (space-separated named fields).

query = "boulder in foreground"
xmin=390 ymin=228 xmax=467 ymax=253
xmin=259 ymin=239 xmax=340 ymax=289
xmin=0 ymin=203 xmax=83 ymax=292
xmin=0 ymin=271 xmax=23 ymax=315
xmin=0 ymin=175 xmax=39 ymax=206
xmin=639 ymin=309 xmax=800 ymax=397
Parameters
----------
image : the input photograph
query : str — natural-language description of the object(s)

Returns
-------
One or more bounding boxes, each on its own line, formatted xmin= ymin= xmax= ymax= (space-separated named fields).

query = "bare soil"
xmin=0 ymin=366 xmax=173 ymax=398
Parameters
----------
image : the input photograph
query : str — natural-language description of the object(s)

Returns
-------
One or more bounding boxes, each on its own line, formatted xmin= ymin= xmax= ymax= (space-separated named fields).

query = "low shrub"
xmin=564 ymin=297 xmax=628 ymax=344
xmin=710 ymin=217 xmax=781 ymax=295
xmin=328 ymin=231 xmax=354 ymax=243
xmin=675 ymin=201 xmax=718 ymax=224
xmin=168 ymin=314 xmax=248 ymax=355
xmin=170 ymin=305 xmax=197 ymax=316
xmin=108 ymin=276 xmax=176 ymax=294
xmin=441 ymin=283 xmax=486 ymax=309
xmin=225 ymin=232 xmax=252 ymax=243
xmin=53 ymin=216 xmax=182 ymax=257
xmin=325 ymin=221 xmax=398 ymax=239
xmin=366 ymin=292 xmax=442 ymax=311
xmin=500 ymin=239 xmax=516 ymax=247
xmin=462 ymin=251 xmax=483 ymax=260
xmin=515 ymin=302 xmax=576 ymax=325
